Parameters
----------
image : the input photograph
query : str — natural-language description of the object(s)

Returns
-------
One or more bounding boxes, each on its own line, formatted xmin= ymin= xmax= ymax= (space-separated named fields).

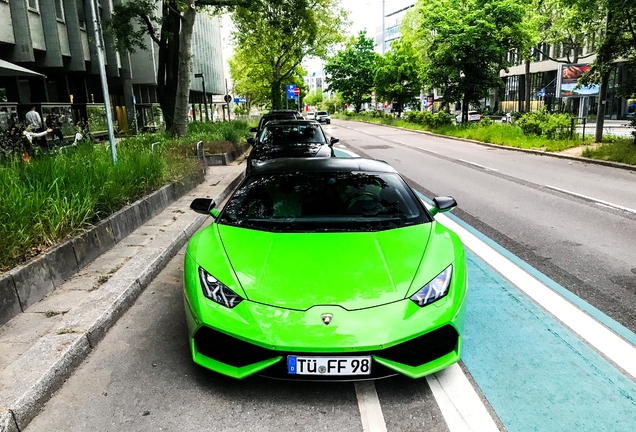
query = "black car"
xmin=251 ymin=110 xmax=304 ymax=135
xmin=246 ymin=120 xmax=339 ymax=174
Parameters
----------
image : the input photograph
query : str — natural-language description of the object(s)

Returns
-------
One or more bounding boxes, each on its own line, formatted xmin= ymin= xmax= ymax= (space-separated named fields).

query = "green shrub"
xmin=517 ymin=109 xmax=573 ymax=140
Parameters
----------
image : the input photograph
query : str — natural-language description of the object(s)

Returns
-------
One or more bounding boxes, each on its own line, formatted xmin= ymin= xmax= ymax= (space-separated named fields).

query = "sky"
xmin=220 ymin=0 xmax=385 ymax=81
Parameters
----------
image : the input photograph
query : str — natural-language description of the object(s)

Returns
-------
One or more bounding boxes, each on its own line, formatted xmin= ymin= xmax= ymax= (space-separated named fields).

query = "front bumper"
xmin=184 ymin=289 xmax=466 ymax=380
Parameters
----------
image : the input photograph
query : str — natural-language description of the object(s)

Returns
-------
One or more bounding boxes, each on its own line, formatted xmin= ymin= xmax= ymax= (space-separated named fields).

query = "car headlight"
xmin=198 ymin=267 xmax=243 ymax=308
xmin=410 ymin=265 xmax=452 ymax=307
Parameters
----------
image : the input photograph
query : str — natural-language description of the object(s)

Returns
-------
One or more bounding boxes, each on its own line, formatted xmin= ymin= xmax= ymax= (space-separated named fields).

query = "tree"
xmin=229 ymin=48 xmax=272 ymax=112
xmin=304 ymin=88 xmax=323 ymax=107
xmin=373 ymin=40 xmax=423 ymax=117
xmin=108 ymin=0 xmax=252 ymax=136
xmin=324 ymin=32 xmax=378 ymax=113
xmin=412 ymin=0 xmax=531 ymax=122
xmin=231 ymin=0 xmax=347 ymax=109
xmin=580 ymin=0 xmax=636 ymax=141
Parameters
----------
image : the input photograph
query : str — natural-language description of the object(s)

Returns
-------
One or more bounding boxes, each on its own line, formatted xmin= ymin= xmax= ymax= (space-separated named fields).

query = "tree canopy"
xmin=324 ymin=32 xmax=379 ymax=113
xmin=230 ymin=0 xmax=347 ymax=109
xmin=373 ymin=39 xmax=423 ymax=117
xmin=406 ymin=0 xmax=531 ymax=121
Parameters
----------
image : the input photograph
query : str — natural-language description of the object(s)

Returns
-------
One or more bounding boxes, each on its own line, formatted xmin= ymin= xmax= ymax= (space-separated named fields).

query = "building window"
xmin=55 ymin=0 xmax=65 ymax=21
xmin=76 ymin=0 xmax=86 ymax=30
xmin=28 ymin=0 xmax=39 ymax=12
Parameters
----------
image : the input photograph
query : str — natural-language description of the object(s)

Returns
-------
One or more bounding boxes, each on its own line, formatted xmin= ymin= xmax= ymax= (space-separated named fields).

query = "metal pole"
xmin=202 ymin=76 xmax=209 ymax=122
xmin=88 ymin=0 xmax=117 ymax=164
xmin=381 ymin=0 xmax=385 ymax=55
xmin=225 ymin=79 xmax=231 ymax=120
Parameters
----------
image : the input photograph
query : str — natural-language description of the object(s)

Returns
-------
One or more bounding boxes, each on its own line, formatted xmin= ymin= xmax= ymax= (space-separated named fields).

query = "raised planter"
xmin=201 ymin=144 xmax=250 ymax=166
xmin=0 ymin=169 xmax=205 ymax=326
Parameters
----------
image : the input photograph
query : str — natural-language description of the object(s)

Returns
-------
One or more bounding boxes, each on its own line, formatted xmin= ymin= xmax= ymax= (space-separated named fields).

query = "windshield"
xmin=219 ymin=172 xmax=429 ymax=232
xmin=258 ymin=114 xmax=296 ymax=130
xmin=258 ymin=123 xmax=326 ymax=144
xmin=317 ymin=111 xmax=328 ymax=116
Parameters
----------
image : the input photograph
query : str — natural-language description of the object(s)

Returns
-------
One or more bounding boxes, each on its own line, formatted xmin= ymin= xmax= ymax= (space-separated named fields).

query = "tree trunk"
xmin=157 ymin=2 xmax=180 ymax=130
xmin=171 ymin=6 xmax=196 ymax=137
xmin=462 ymin=99 xmax=469 ymax=123
xmin=271 ymin=79 xmax=283 ymax=109
xmin=595 ymin=71 xmax=609 ymax=143
xmin=524 ymin=59 xmax=531 ymax=112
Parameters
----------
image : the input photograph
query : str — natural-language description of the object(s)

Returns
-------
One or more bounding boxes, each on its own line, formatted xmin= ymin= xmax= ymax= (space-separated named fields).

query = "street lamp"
xmin=195 ymin=73 xmax=209 ymax=122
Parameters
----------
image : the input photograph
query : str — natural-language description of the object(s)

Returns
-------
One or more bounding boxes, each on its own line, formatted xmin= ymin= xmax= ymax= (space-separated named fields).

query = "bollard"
xmin=196 ymin=141 xmax=205 ymax=161
xmin=582 ymin=118 xmax=586 ymax=142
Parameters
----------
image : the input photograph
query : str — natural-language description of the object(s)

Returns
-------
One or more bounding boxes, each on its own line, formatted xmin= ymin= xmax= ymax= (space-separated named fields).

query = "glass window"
xmin=28 ymin=0 xmax=39 ymax=11
xmin=219 ymin=172 xmax=428 ymax=232
xmin=55 ymin=0 xmax=64 ymax=21
xmin=76 ymin=0 xmax=86 ymax=29
xmin=259 ymin=123 xmax=326 ymax=144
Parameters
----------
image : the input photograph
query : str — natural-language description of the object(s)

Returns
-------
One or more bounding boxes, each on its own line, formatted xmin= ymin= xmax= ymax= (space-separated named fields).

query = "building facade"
xmin=374 ymin=0 xmax=414 ymax=54
xmin=0 ymin=0 xmax=226 ymax=136
xmin=500 ymin=45 xmax=635 ymax=119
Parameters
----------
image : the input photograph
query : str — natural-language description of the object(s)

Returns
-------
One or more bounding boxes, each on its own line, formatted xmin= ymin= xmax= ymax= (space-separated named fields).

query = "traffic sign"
xmin=293 ymin=87 xmax=301 ymax=96
xmin=224 ymin=94 xmax=232 ymax=103
xmin=537 ymin=88 xmax=546 ymax=97
xmin=286 ymin=84 xmax=296 ymax=99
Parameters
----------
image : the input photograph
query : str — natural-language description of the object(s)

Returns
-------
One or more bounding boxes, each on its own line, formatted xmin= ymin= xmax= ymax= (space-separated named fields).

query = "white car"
xmin=315 ymin=111 xmax=331 ymax=124
xmin=455 ymin=111 xmax=482 ymax=123
xmin=307 ymin=112 xmax=316 ymax=120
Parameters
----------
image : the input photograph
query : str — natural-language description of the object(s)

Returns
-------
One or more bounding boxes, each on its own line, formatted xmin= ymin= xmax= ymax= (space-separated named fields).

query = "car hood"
xmin=251 ymin=143 xmax=329 ymax=160
xmin=217 ymin=224 xmax=432 ymax=310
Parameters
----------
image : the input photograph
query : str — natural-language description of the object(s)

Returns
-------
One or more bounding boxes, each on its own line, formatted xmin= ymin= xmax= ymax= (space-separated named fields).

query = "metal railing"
xmin=196 ymin=140 xmax=205 ymax=161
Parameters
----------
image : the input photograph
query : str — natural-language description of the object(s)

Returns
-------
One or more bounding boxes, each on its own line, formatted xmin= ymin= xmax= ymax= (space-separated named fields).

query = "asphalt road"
xmin=25 ymin=244 xmax=450 ymax=432
xmin=325 ymin=120 xmax=636 ymax=334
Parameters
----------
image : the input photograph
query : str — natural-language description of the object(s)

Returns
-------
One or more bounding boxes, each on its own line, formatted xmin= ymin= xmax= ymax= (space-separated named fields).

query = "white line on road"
xmin=428 ymin=203 xmax=636 ymax=380
xmin=426 ymin=364 xmax=500 ymax=432
xmin=545 ymin=185 xmax=636 ymax=214
xmin=457 ymin=159 xmax=499 ymax=172
xmin=355 ymin=381 xmax=388 ymax=432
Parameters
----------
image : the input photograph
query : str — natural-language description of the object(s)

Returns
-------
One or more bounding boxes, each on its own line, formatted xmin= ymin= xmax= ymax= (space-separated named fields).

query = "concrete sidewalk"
xmin=0 ymin=163 xmax=245 ymax=432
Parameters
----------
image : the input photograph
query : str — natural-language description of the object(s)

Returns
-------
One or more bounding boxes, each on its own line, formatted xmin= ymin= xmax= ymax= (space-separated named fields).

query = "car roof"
xmin=249 ymin=157 xmax=398 ymax=176
xmin=263 ymin=110 xmax=301 ymax=116
xmin=264 ymin=120 xmax=321 ymax=126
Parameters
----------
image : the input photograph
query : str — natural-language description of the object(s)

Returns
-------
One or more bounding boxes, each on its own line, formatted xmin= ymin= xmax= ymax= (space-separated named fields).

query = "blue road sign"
xmin=537 ymin=88 xmax=546 ymax=97
xmin=286 ymin=84 xmax=297 ymax=100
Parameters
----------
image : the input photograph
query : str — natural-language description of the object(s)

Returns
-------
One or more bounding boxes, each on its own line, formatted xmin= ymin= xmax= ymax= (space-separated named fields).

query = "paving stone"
xmin=0 ymin=274 xmax=21 ymax=326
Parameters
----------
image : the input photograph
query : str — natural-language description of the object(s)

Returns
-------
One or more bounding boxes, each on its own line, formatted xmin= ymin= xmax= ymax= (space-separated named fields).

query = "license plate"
xmin=287 ymin=356 xmax=371 ymax=375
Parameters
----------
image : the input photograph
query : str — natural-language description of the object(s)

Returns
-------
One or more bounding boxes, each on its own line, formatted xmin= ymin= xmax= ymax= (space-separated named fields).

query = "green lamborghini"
xmin=184 ymin=158 xmax=466 ymax=380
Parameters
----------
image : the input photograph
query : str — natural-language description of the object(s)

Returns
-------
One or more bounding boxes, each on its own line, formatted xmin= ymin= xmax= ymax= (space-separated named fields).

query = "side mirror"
xmin=250 ymin=127 xmax=258 ymax=133
xmin=329 ymin=137 xmax=339 ymax=146
xmin=247 ymin=137 xmax=255 ymax=145
xmin=429 ymin=196 xmax=457 ymax=217
xmin=190 ymin=198 xmax=217 ymax=216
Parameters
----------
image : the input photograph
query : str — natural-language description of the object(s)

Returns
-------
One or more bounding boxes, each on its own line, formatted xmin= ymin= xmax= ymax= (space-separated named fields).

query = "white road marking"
xmin=426 ymin=202 xmax=636 ymax=380
xmin=427 ymin=364 xmax=500 ymax=432
xmin=545 ymin=185 xmax=636 ymax=214
xmin=355 ymin=382 xmax=388 ymax=432
xmin=457 ymin=159 xmax=498 ymax=172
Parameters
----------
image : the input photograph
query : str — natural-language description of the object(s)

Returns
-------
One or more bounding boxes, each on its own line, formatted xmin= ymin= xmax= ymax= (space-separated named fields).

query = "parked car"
xmin=245 ymin=120 xmax=338 ymax=174
xmin=185 ymin=157 xmax=465 ymax=380
xmin=307 ymin=112 xmax=316 ymax=120
xmin=315 ymin=111 xmax=331 ymax=124
xmin=455 ymin=111 xmax=482 ymax=123
xmin=251 ymin=110 xmax=304 ymax=135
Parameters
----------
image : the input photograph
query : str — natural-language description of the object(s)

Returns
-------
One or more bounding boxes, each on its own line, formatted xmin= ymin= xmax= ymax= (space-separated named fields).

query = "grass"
xmin=332 ymin=113 xmax=590 ymax=152
xmin=582 ymin=138 xmax=636 ymax=165
xmin=0 ymin=120 xmax=252 ymax=273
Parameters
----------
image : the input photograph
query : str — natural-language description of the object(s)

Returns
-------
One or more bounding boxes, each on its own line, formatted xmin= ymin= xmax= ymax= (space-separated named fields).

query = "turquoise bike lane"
xmin=333 ymin=148 xmax=636 ymax=431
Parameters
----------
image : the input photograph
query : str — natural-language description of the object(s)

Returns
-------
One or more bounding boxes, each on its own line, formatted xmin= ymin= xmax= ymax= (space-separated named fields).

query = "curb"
xmin=0 ymin=167 xmax=245 ymax=432
xmin=0 ymin=170 xmax=206 ymax=326
xmin=335 ymin=119 xmax=636 ymax=173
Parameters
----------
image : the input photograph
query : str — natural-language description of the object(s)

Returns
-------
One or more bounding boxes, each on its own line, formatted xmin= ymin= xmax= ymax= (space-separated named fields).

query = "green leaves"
xmin=374 ymin=40 xmax=423 ymax=115
xmin=324 ymin=32 xmax=378 ymax=113
xmin=230 ymin=0 xmax=348 ymax=108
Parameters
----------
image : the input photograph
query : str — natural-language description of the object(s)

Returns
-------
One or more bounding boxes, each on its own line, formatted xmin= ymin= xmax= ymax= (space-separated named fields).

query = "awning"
xmin=0 ymin=59 xmax=46 ymax=77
